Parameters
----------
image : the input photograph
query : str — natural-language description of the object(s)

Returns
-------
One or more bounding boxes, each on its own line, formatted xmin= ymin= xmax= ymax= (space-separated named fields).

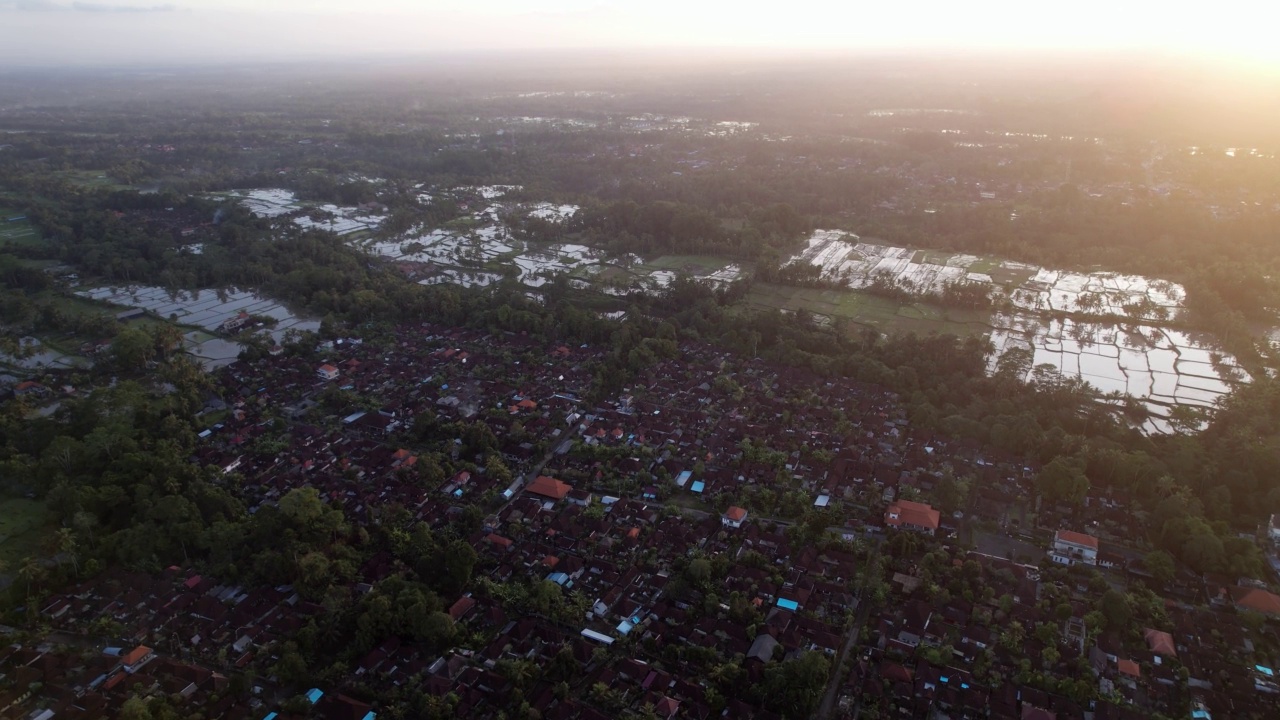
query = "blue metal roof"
xmin=305 ymin=688 xmax=324 ymax=704
xmin=777 ymin=598 xmax=799 ymax=611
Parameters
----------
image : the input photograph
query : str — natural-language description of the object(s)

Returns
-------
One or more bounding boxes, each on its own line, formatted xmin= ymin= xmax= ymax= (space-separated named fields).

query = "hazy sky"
xmin=1 ymin=0 xmax=1278 ymax=67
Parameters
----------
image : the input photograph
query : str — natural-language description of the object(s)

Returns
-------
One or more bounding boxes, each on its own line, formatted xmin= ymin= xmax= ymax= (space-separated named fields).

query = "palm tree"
xmin=55 ymin=528 xmax=79 ymax=576
xmin=17 ymin=556 xmax=45 ymax=599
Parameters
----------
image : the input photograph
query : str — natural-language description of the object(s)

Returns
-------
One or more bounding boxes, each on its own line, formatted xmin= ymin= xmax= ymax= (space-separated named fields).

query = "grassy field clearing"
xmin=54 ymin=169 xmax=131 ymax=190
xmin=0 ymin=497 xmax=51 ymax=570
xmin=747 ymin=283 xmax=995 ymax=337
xmin=0 ymin=208 xmax=40 ymax=247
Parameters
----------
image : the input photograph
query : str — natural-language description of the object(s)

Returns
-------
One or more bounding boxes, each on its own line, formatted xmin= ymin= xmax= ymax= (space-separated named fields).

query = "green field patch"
xmin=747 ymin=283 xmax=993 ymax=337
xmin=0 ymin=208 xmax=41 ymax=247
xmin=0 ymin=497 xmax=51 ymax=569
xmin=54 ymin=169 xmax=131 ymax=190
xmin=444 ymin=217 xmax=482 ymax=230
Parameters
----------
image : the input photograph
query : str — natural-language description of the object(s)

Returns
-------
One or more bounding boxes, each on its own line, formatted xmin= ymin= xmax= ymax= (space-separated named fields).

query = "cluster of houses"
xmin=850 ymin=535 xmax=1280 ymax=719
xmin=14 ymin=322 xmax=1280 ymax=719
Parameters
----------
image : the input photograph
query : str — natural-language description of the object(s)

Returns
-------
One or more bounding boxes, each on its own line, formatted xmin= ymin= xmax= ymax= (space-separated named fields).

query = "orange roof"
xmin=1055 ymin=529 xmax=1099 ymax=550
xmin=626 ymin=527 xmax=641 ymax=539
xmin=1230 ymin=586 xmax=1280 ymax=616
xmin=516 ymin=398 xmax=538 ymax=410
xmin=724 ymin=506 xmax=748 ymax=522
xmin=1143 ymin=628 xmax=1177 ymax=657
xmin=1117 ymin=659 xmax=1141 ymax=677
xmin=543 ymin=555 xmax=560 ymax=568
xmin=885 ymin=500 xmax=940 ymax=530
xmin=485 ymin=533 xmax=513 ymax=548
xmin=526 ymin=476 xmax=571 ymax=501
xmin=122 ymin=645 xmax=152 ymax=666
xmin=318 ymin=363 xmax=338 ymax=373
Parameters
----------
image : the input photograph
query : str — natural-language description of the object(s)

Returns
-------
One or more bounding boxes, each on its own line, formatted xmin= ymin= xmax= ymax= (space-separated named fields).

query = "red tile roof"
xmin=724 ymin=506 xmax=748 ymax=522
xmin=121 ymin=645 xmax=152 ymax=666
xmin=655 ymin=697 xmax=680 ymax=718
xmin=1117 ymin=658 xmax=1141 ymax=677
xmin=1054 ymin=529 xmax=1099 ymax=550
xmin=1230 ymin=586 xmax=1280 ymax=616
xmin=885 ymin=500 xmax=940 ymax=530
xmin=485 ymin=533 xmax=513 ymax=548
xmin=449 ymin=596 xmax=476 ymax=621
xmin=1143 ymin=628 xmax=1177 ymax=656
xmin=526 ymin=476 xmax=571 ymax=501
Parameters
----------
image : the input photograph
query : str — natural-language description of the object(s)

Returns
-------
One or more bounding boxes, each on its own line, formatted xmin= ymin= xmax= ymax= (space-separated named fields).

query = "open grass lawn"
xmin=747 ymin=283 xmax=995 ymax=337
xmin=54 ymin=169 xmax=130 ymax=190
xmin=0 ymin=207 xmax=41 ymax=247
xmin=0 ymin=497 xmax=51 ymax=569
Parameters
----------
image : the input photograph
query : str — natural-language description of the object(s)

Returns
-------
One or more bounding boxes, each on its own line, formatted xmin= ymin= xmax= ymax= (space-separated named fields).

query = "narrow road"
xmin=816 ymin=542 xmax=881 ymax=720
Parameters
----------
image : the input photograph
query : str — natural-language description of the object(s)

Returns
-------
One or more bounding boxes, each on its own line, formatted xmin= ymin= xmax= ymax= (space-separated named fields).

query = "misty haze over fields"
xmin=4 ymin=4 xmax=1280 ymax=720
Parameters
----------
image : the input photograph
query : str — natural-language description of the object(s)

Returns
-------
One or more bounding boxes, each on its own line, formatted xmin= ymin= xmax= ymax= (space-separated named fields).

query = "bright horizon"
xmin=1 ymin=0 xmax=1279 ymax=70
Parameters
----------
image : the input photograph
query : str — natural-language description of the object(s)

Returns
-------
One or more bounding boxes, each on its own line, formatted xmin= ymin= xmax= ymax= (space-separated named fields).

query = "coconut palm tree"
xmin=17 ymin=556 xmax=45 ymax=599
xmin=55 ymin=528 xmax=79 ymax=576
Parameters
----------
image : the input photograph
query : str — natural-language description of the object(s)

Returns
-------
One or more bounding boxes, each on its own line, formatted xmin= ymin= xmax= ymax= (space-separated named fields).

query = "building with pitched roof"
xmin=1050 ymin=529 xmax=1099 ymax=566
xmin=1230 ymin=586 xmax=1280 ymax=617
xmin=884 ymin=500 xmax=940 ymax=534
xmin=722 ymin=506 xmax=748 ymax=529
xmin=526 ymin=476 xmax=571 ymax=501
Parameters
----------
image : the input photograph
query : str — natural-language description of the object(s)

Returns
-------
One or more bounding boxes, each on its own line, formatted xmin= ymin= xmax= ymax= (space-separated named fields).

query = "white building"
xmin=1050 ymin=529 xmax=1099 ymax=567
xmin=722 ymin=506 xmax=748 ymax=529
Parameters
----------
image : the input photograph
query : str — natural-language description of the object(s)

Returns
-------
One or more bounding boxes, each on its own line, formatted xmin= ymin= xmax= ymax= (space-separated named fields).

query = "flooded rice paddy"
xmin=79 ymin=286 xmax=319 ymax=369
xmin=791 ymin=230 xmax=1251 ymax=430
